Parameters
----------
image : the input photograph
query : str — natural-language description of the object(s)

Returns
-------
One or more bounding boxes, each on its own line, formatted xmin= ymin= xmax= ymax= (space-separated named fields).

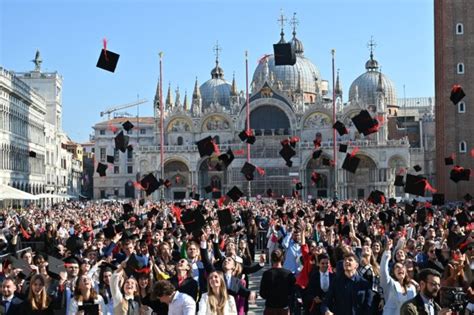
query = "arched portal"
xmin=250 ymin=105 xmax=290 ymax=135
xmin=198 ymin=158 xmax=226 ymax=198
xmin=164 ymin=160 xmax=190 ymax=200
xmin=306 ymin=154 xmax=332 ymax=198
xmin=343 ymin=154 xmax=378 ymax=199
xmin=125 ymin=180 xmax=135 ymax=199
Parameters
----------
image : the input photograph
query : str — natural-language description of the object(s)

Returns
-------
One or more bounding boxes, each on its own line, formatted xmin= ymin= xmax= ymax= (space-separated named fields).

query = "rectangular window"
xmin=114 ymin=166 xmax=120 ymax=174
xmin=127 ymin=129 xmax=133 ymax=135
xmin=140 ymin=129 xmax=146 ymax=134
xmin=127 ymin=166 xmax=133 ymax=174
xmin=127 ymin=149 xmax=133 ymax=160
xmin=458 ymin=102 xmax=466 ymax=113
xmin=114 ymin=189 xmax=119 ymax=196
xmin=114 ymin=148 xmax=120 ymax=162
xmin=100 ymin=148 xmax=106 ymax=161
xmin=100 ymin=190 xmax=106 ymax=198
xmin=99 ymin=130 xmax=105 ymax=135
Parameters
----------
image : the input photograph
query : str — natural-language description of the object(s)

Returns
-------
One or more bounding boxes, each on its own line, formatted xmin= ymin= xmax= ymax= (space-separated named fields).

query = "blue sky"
xmin=1 ymin=0 xmax=434 ymax=143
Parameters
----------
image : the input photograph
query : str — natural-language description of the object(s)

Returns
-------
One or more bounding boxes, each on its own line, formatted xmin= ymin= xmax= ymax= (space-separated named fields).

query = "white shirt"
xmin=198 ymin=293 xmax=237 ymax=315
xmin=168 ymin=291 xmax=196 ymax=315
xmin=320 ymin=271 xmax=330 ymax=292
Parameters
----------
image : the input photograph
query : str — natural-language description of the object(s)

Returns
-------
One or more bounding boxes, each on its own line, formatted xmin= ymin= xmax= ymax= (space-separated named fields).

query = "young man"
xmin=260 ymin=249 xmax=296 ymax=315
xmin=305 ymin=253 xmax=335 ymax=315
xmin=321 ymin=252 xmax=373 ymax=315
xmin=154 ymin=280 xmax=196 ymax=315
xmin=400 ymin=268 xmax=452 ymax=315
xmin=0 ymin=278 xmax=22 ymax=315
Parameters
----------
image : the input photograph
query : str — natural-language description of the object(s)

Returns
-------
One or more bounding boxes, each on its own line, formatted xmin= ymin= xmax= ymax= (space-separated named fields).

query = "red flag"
xmin=107 ymin=121 xmax=118 ymax=133
xmin=171 ymin=205 xmax=182 ymax=224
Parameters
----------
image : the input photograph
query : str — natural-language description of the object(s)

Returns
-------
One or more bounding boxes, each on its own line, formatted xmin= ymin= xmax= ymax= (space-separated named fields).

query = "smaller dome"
xmin=365 ymin=58 xmax=379 ymax=71
xmin=291 ymin=36 xmax=304 ymax=55
xmin=211 ymin=64 xmax=224 ymax=79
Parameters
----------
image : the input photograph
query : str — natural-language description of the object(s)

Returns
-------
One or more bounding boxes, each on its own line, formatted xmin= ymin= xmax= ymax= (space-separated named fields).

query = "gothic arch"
xmin=237 ymin=98 xmax=297 ymax=132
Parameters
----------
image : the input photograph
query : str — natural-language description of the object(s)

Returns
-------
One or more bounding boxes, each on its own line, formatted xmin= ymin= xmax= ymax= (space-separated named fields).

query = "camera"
xmin=440 ymin=287 xmax=468 ymax=313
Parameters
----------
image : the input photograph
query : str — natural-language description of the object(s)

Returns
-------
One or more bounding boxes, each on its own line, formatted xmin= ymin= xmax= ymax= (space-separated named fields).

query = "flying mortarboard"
xmin=65 ymin=235 xmax=84 ymax=254
xmin=190 ymin=192 xmax=200 ymax=201
xmin=29 ymin=151 xmax=36 ymax=158
xmin=241 ymin=162 xmax=256 ymax=181
xmin=227 ymin=186 xmax=244 ymax=202
xmin=122 ymin=120 xmax=134 ymax=132
xmin=333 ymin=121 xmax=348 ymax=136
xmin=8 ymin=256 xmax=33 ymax=278
xmin=463 ymin=193 xmax=473 ymax=202
xmin=450 ymin=84 xmax=465 ymax=105
xmin=196 ymin=136 xmax=215 ymax=158
xmin=217 ymin=208 xmax=234 ymax=227
xmin=266 ymin=189 xmax=273 ymax=197
xmin=123 ymin=203 xmax=134 ymax=213
xmin=368 ymin=190 xmax=385 ymax=205
xmin=96 ymin=42 xmax=120 ymax=73
xmin=140 ymin=173 xmax=161 ymax=196
xmin=218 ymin=149 xmax=235 ymax=168
xmin=342 ymin=154 xmax=360 ymax=173
xmin=47 ymin=255 xmax=67 ymax=279
xmin=432 ymin=193 xmax=445 ymax=206
xmin=181 ymin=210 xmax=206 ymax=233
xmin=416 ymin=208 xmax=427 ymax=223
xmin=339 ymin=144 xmax=348 ymax=153
xmin=413 ymin=165 xmax=422 ymax=172
xmin=96 ymin=162 xmax=108 ymax=177
xmin=389 ymin=198 xmax=397 ymax=207
xmin=404 ymin=174 xmax=428 ymax=196
xmin=405 ymin=203 xmax=416 ymax=216
xmin=295 ymin=182 xmax=303 ymax=191
xmin=394 ymin=175 xmax=405 ymax=187
xmin=450 ymin=166 xmax=471 ymax=183
xmin=351 ymin=110 xmax=379 ymax=136
xmin=273 ymin=43 xmax=296 ymax=66
xmin=277 ymin=198 xmax=285 ymax=207
xmin=279 ymin=145 xmax=296 ymax=163
xmin=445 ymin=156 xmax=454 ymax=165
xmin=106 ymin=155 xmax=115 ymax=164
xmin=114 ymin=131 xmax=129 ymax=153
xmin=238 ymin=130 xmax=256 ymax=144
xmin=324 ymin=213 xmax=336 ymax=227
xmin=455 ymin=210 xmax=472 ymax=227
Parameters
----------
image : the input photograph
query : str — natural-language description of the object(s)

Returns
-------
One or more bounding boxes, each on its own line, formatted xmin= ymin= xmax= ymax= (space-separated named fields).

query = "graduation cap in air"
xmin=140 ymin=173 xmax=161 ymax=196
xmin=241 ymin=162 xmax=256 ymax=181
xmin=464 ymin=193 xmax=472 ymax=202
xmin=455 ymin=210 xmax=472 ymax=227
xmin=445 ymin=156 xmax=454 ymax=166
xmin=279 ymin=145 xmax=296 ymax=165
xmin=324 ymin=213 xmax=336 ymax=227
xmin=163 ymin=179 xmax=172 ymax=188
xmin=125 ymin=253 xmax=148 ymax=277
xmin=351 ymin=110 xmax=379 ymax=136
xmin=277 ymin=198 xmax=285 ymax=207
xmin=450 ymin=84 xmax=465 ymax=105
xmin=29 ymin=151 xmax=36 ymax=158
xmin=139 ymin=198 xmax=145 ymax=206
xmin=273 ymin=42 xmax=296 ymax=66
xmin=47 ymin=255 xmax=67 ymax=279
xmin=266 ymin=188 xmax=273 ymax=197
xmin=8 ymin=256 xmax=33 ymax=279
xmin=432 ymin=193 xmax=445 ymax=206
xmin=122 ymin=120 xmax=134 ymax=132
xmin=416 ymin=208 xmax=428 ymax=223
xmin=342 ymin=154 xmax=360 ymax=173
xmin=66 ymin=235 xmax=84 ymax=254
xmin=405 ymin=203 xmax=416 ymax=216
xmin=227 ymin=186 xmax=244 ymax=202
xmin=295 ymin=182 xmax=303 ymax=191
xmin=394 ymin=175 xmax=405 ymax=187
xmin=238 ymin=130 xmax=256 ymax=144
xmin=103 ymin=224 xmax=117 ymax=239
xmin=333 ymin=121 xmax=348 ymax=136
xmin=378 ymin=211 xmax=392 ymax=224
xmin=389 ymin=198 xmax=397 ymax=207
xmin=217 ymin=208 xmax=234 ymax=227
xmin=339 ymin=144 xmax=348 ymax=153
xmin=181 ymin=210 xmax=206 ymax=233
xmin=313 ymin=150 xmax=323 ymax=159
xmin=404 ymin=174 xmax=428 ymax=196
xmin=190 ymin=192 xmax=200 ymax=201
xmin=218 ymin=149 xmax=235 ymax=169
xmin=127 ymin=145 xmax=133 ymax=152
xmin=450 ymin=166 xmax=471 ymax=183
xmin=106 ymin=155 xmax=115 ymax=164
xmin=123 ymin=203 xmax=134 ymax=214
xmin=368 ymin=190 xmax=386 ymax=205
xmin=96 ymin=44 xmax=120 ymax=73
xmin=114 ymin=131 xmax=129 ymax=153
xmin=196 ymin=136 xmax=215 ymax=158
xmin=413 ymin=165 xmax=422 ymax=172
xmin=96 ymin=162 xmax=108 ymax=177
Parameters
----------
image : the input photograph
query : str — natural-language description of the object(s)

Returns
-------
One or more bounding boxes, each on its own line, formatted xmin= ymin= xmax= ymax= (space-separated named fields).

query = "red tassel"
xmin=20 ymin=226 xmax=31 ymax=240
xmin=397 ymin=168 xmax=407 ymax=175
xmin=133 ymin=181 xmax=145 ymax=190
xmin=290 ymin=136 xmax=300 ymax=143
xmin=292 ymin=178 xmax=299 ymax=184
xmin=452 ymin=84 xmax=462 ymax=92
xmin=107 ymin=122 xmax=118 ymax=133
xmin=171 ymin=205 xmax=182 ymax=224
xmin=211 ymin=139 xmax=221 ymax=156
xmin=102 ymin=38 xmax=108 ymax=61
xmin=212 ymin=187 xmax=220 ymax=192
xmin=281 ymin=139 xmax=290 ymax=146
xmin=135 ymin=267 xmax=151 ymax=274
xmin=234 ymin=149 xmax=245 ymax=155
xmin=423 ymin=179 xmax=437 ymax=193
xmin=350 ymin=147 xmax=360 ymax=157
xmin=217 ymin=196 xmax=225 ymax=207
xmin=256 ymin=167 xmax=265 ymax=176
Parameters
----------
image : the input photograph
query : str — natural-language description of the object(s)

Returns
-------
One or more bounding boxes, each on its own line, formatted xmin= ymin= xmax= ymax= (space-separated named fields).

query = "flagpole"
xmin=245 ymin=51 xmax=251 ymax=198
xmin=331 ymin=49 xmax=338 ymax=200
xmin=159 ymin=52 xmax=165 ymax=200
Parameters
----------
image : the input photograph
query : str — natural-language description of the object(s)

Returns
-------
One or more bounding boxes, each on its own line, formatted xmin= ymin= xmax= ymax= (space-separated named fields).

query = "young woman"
xmin=110 ymin=263 xmax=140 ymax=315
xmin=380 ymin=238 xmax=417 ymax=315
xmin=97 ymin=265 xmax=114 ymax=315
xmin=198 ymin=271 xmax=237 ymax=315
xmin=136 ymin=272 xmax=154 ymax=315
xmin=20 ymin=274 xmax=54 ymax=315
xmin=358 ymin=245 xmax=382 ymax=315
xmin=68 ymin=274 xmax=106 ymax=315
xmin=169 ymin=258 xmax=199 ymax=302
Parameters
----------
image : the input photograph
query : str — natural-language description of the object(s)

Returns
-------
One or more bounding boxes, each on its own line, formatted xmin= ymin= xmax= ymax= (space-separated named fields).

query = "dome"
xmin=199 ymin=78 xmax=232 ymax=110
xmin=348 ymin=55 xmax=397 ymax=106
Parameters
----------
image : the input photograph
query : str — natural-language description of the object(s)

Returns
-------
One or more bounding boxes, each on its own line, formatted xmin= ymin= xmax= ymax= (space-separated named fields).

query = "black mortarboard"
xmin=450 ymin=167 xmax=471 ymax=183
xmin=295 ymin=182 xmax=303 ymax=191
xmin=47 ymin=255 xmax=66 ymax=279
xmin=416 ymin=208 xmax=427 ymax=223
xmin=342 ymin=154 xmax=360 ymax=173
xmin=238 ymin=130 xmax=256 ymax=144
xmin=313 ymin=150 xmax=323 ymax=159
xmin=218 ymin=149 xmax=235 ymax=168
xmin=432 ymin=193 xmax=445 ymax=206
xmin=389 ymin=198 xmax=397 ymax=207
xmin=286 ymin=160 xmax=293 ymax=167
xmin=450 ymin=84 xmax=465 ymax=105
xmin=277 ymin=198 xmax=285 ymax=207
xmin=114 ymin=131 xmax=129 ymax=153
xmin=357 ymin=221 xmax=369 ymax=235
xmin=322 ymin=158 xmax=331 ymax=166
xmin=140 ymin=173 xmax=160 ymax=196
xmin=324 ymin=213 xmax=336 ymax=227
xmin=190 ymin=192 xmax=200 ymax=201
xmin=241 ymin=162 xmax=256 ymax=181
xmin=125 ymin=253 xmax=148 ymax=276
xmin=297 ymin=209 xmax=305 ymax=218
xmin=413 ymin=165 xmax=422 ymax=172
xmin=333 ymin=121 xmax=348 ymax=136
xmin=181 ymin=210 xmax=206 ymax=233
xmin=405 ymin=203 xmax=416 ymax=216
xmin=340 ymin=224 xmax=351 ymax=236
xmin=196 ymin=136 xmax=215 ymax=158
xmin=339 ymin=144 xmax=348 ymax=153
xmin=394 ymin=175 xmax=404 ymax=187
xmin=217 ymin=209 xmax=235 ymax=228
xmin=405 ymin=174 xmax=427 ymax=196
xmin=66 ymin=235 xmax=84 ymax=253
xmin=227 ymin=186 xmax=244 ymax=202
xmin=398 ymin=213 xmax=410 ymax=226
xmin=96 ymin=48 xmax=120 ymax=73
xmin=164 ymin=179 xmax=172 ymax=188
xmin=351 ymin=110 xmax=379 ymax=136
xmin=106 ymin=155 xmax=115 ymax=164
xmin=246 ymin=135 xmax=256 ymax=145
xmin=368 ymin=190 xmax=386 ymax=205
xmin=273 ymin=43 xmax=296 ymax=66
xmin=147 ymin=207 xmax=159 ymax=219
xmin=9 ymin=256 xmax=33 ymax=278
xmin=122 ymin=120 xmax=134 ymax=132
xmin=139 ymin=199 xmax=145 ymax=206
xmin=96 ymin=162 xmax=107 ymax=177
xmin=266 ymin=188 xmax=273 ymax=197
xmin=127 ymin=144 xmax=133 ymax=152
xmin=123 ymin=203 xmax=134 ymax=214
xmin=463 ymin=193 xmax=472 ymax=202
xmin=29 ymin=151 xmax=36 ymax=158
xmin=455 ymin=210 xmax=472 ymax=227
xmin=279 ymin=145 xmax=296 ymax=162
xmin=103 ymin=224 xmax=116 ymax=239
xmin=205 ymin=186 xmax=213 ymax=194
xmin=445 ymin=156 xmax=454 ymax=165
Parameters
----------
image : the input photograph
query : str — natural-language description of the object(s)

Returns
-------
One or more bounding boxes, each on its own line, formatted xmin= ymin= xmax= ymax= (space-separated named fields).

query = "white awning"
xmin=0 ymin=184 xmax=39 ymax=200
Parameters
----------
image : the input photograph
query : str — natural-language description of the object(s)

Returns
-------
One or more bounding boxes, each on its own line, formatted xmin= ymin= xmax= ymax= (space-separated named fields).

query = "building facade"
xmin=435 ymin=0 xmax=474 ymax=200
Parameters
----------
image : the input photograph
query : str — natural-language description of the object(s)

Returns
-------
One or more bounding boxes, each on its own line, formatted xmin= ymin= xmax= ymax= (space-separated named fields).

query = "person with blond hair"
xmin=20 ymin=274 xmax=54 ymax=314
xmin=198 ymin=271 xmax=237 ymax=315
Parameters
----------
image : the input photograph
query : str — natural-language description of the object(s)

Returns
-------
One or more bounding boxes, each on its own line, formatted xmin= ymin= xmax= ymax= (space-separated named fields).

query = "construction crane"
xmin=100 ymin=99 xmax=148 ymax=120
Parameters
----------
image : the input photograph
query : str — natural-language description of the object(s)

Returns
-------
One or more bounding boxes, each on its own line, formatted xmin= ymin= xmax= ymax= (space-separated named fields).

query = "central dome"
xmin=252 ymin=36 xmax=321 ymax=95
xmin=200 ymin=62 xmax=232 ymax=111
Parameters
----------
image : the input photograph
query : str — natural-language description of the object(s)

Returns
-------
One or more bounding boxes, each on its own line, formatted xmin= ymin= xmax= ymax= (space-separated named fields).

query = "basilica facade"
xmin=132 ymin=29 xmax=413 ymax=201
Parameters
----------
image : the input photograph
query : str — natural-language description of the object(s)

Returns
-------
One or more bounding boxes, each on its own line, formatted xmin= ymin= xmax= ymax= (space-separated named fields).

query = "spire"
xmin=211 ymin=41 xmax=224 ymax=79
xmin=32 ymin=49 xmax=42 ymax=72
xmin=231 ymin=72 xmax=238 ymax=96
xmin=153 ymin=79 xmax=160 ymax=108
xmin=165 ymin=82 xmax=173 ymax=109
xmin=277 ymin=9 xmax=287 ymax=44
xmin=365 ymin=36 xmax=379 ymax=71
xmin=192 ymin=77 xmax=201 ymax=99
xmin=175 ymin=85 xmax=181 ymax=107
xmin=290 ymin=12 xmax=298 ymax=39
xmin=335 ymin=69 xmax=342 ymax=96
xmin=183 ymin=90 xmax=188 ymax=111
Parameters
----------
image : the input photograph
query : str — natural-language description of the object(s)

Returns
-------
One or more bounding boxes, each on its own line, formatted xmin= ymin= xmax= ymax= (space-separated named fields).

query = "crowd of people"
xmin=0 ymin=196 xmax=471 ymax=315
